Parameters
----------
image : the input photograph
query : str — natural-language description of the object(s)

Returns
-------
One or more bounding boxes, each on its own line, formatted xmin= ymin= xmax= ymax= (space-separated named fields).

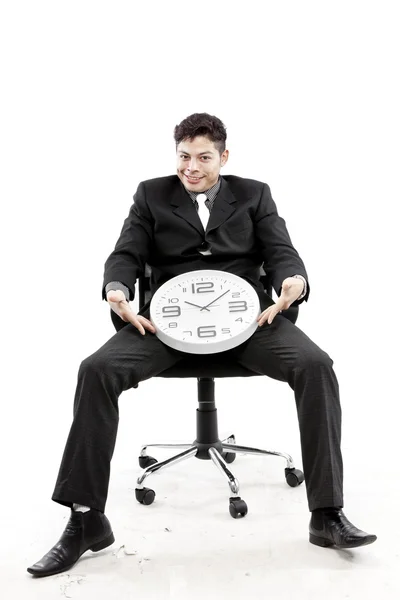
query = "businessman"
xmin=28 ymin=112 xmax=376 ymax=577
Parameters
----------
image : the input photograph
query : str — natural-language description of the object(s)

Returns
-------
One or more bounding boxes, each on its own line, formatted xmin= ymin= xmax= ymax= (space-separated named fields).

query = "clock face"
xmin=150 ymin=270 xmax=261 ymax=354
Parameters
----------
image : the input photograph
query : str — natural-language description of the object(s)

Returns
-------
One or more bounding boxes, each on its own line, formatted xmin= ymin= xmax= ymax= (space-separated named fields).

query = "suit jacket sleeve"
xmin=255 ymin=184 xmax=310 ymax=305
xmin=102 ymin=182 xmax=153 ymax=302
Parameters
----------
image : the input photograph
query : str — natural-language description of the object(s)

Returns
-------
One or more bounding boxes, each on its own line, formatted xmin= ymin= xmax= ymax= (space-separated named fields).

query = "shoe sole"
xmin=309 ymin=533 xmax=377 ymax=548
xmin=27 ymin=532 xmax=115 ymax=577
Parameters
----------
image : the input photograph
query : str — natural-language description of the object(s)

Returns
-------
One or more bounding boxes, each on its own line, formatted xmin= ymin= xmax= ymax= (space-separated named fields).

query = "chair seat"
xmin=158 ymin=353 xmax=262 ymax=378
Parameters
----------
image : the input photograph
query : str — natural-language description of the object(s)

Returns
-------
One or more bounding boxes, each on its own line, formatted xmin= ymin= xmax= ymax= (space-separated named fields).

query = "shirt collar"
xmin=185 ymin=176 xmax=221 ymax=203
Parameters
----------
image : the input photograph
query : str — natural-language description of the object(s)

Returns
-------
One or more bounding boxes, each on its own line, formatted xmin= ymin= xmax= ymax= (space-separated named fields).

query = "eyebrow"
xmin=178 ymin=151 xmax=214 ymax=156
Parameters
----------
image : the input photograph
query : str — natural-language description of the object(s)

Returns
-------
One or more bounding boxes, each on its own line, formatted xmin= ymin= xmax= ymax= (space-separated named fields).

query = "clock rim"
xmin=150 ymin=269 xmax=261 ymax=355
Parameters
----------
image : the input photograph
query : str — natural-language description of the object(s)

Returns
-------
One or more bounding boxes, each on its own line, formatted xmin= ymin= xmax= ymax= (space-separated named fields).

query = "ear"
xmin=221 ymin=148 xmax=229 ymax=167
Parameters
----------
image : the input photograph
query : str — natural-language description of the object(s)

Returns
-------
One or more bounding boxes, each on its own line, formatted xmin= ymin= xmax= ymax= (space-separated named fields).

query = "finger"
xmin=257 ymin=309 xmax=268 ymax=321
xmin=257 ymin=303 xmax=280 ymax=325
xmin=257 ymin=306 xmax=272 ymax=320
xmin=264 ymin=307 xmax=280 ymax=326
xmin=137 ymin=316 xmax=156 ymax=333
xmin=257 ymin=307 xmax=270 ymax=324
xmin=130 ymin=315 xmax=146 ymax=335
xmin=258 ymin=308 xmax=274 ymax=327
xmin=120 ymin=309 xmax=145 ymax=335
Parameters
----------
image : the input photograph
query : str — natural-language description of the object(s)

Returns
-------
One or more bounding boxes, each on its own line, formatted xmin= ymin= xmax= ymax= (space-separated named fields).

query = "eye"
xmin=179 ymin=154 xmax=211 ymax=160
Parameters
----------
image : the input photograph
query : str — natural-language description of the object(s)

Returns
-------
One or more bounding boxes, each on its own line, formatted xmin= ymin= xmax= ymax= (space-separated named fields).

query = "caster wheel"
xmin=222 ymin=451 xmax=236 ymax=464
xmin=285 ymin=468 xmax=305 ymax=487
xmin=223 ymin=434 xmax=236 ymax=463
xmin=135 ymin=487 xmax=156 ymax=505
xmin=138 ymin=455 xmax=158 ymax=469
xmin=229 ymin=497 xmax=248 ymax=519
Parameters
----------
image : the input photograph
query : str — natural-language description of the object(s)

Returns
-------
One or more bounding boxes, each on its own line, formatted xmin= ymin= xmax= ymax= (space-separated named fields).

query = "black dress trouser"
xmin=52 ymin=313 xmax=343 ymax=513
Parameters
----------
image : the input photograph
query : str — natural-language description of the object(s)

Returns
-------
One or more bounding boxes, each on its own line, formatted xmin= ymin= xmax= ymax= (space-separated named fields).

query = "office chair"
xmin=110 ymin=265 xmax=304 ymax=519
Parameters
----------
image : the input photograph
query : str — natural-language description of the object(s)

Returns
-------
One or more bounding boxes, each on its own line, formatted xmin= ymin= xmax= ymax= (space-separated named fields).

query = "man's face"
xmin=176 ymin=136 xmax=229 ymax=192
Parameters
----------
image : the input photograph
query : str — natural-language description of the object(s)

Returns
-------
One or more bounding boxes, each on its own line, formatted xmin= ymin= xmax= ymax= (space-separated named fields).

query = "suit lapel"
xmin=170 ymin=176 xmax=237 ymax=234
xmin=206 ymin=177 xmax=237 ymax=232
xmin=170 ymin=178 xmax=203 ymax=234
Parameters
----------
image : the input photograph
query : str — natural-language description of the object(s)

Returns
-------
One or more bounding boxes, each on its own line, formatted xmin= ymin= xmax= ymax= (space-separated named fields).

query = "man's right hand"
xmin=106 ymin=290 xmax=156 ymax=335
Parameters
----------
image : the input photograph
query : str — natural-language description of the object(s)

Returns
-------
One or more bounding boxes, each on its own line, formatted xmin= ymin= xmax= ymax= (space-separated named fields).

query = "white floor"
xmin=1 ymin=365 xmax=398 ymax=600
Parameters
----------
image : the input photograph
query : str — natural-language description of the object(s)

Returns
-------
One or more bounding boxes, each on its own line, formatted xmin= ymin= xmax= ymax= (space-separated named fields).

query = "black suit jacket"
xmin=102 ymin=175 xmax=310 ymax=311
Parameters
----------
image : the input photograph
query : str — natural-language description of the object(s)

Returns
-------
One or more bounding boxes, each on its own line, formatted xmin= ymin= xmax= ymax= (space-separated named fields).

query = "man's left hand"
xmin=257 ymin=277 xmax=304 ymax=326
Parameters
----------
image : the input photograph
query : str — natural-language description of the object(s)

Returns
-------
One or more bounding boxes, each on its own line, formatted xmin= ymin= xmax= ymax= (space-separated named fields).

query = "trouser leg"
xmin=231 ymin=315 xmax=343 ymax=511
xmin=52 ymin=323 xmax=184 ymax=512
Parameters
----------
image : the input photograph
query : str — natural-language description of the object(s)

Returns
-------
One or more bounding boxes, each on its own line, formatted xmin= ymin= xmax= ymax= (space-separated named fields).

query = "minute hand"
xmin=200 ymin=289 xmax=231 ymax=311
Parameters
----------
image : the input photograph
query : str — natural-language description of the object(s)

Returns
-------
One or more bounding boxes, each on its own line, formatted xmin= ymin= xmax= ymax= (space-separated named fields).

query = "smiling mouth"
xmin=185 ymin=175 xmax=203 ymax=181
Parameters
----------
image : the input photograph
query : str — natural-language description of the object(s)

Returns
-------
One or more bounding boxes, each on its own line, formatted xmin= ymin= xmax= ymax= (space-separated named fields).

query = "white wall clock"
xmin=150 ymin=270 xmax=261 ymax=354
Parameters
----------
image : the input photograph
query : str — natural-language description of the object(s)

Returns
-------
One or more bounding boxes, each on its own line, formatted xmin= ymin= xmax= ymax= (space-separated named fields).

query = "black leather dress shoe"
xmin=27 ymin=509 xmax=115 ymax=577
xmin=309 ymin=509 xmax=377 ymax=549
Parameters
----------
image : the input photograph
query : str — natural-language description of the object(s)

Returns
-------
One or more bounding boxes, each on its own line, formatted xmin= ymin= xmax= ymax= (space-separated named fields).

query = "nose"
xmin=186 ymin=158 xmax=200 ymax=173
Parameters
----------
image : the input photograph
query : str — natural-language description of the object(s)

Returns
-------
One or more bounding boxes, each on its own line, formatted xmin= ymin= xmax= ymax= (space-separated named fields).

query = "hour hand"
xmin=184 ymin=300 xmax=210 ymax=311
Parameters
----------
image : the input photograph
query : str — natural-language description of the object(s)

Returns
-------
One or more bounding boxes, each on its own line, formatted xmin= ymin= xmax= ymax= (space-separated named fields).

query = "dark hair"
xmin=174 ymin=112 xmax=227 ymax=155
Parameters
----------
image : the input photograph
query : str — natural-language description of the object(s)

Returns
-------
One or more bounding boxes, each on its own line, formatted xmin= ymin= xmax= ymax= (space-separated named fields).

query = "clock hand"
xmin=184 ymin=300 xmax=211 ymax=311
xmin=200 ymin=289 xmax=231 ymax=311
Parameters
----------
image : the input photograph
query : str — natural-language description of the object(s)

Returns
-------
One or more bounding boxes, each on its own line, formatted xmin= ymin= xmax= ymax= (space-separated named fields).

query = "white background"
xmin=1 ymin=1 xmax=399 ymax=597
